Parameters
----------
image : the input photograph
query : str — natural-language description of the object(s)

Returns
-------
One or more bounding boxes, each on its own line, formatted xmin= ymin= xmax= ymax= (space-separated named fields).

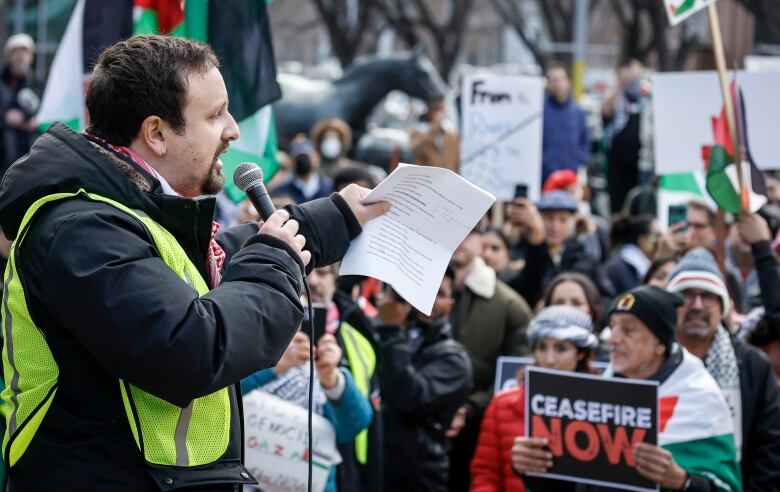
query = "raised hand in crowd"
xmin=510 ymin=436 xmax=553 ymax=474
xmin=314 ymin=333 xmax=343 ymax=389
xmin=656 ymin=221 xmax=688 ymax=257
xmin=736 ymin=212 xmax=771 ymax=245
xmin=506 ymin=198 xmax=546 ymax=245
xmin=273 ymin=331 xmax=311 ymax=375
xmin=633 ymin=443 xmax=687 ymax=490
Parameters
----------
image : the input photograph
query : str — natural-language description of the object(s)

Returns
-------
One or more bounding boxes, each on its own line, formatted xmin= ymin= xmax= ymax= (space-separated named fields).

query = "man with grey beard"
xmin=667 ymin=243 xmax=780 ymax=492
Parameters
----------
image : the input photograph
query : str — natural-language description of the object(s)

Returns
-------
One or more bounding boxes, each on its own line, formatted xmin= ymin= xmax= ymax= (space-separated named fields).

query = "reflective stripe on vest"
xmin=339 ymin=322 xmax=375 ymax=465
xmin=1 ymin=189 xmax=230 ymax=467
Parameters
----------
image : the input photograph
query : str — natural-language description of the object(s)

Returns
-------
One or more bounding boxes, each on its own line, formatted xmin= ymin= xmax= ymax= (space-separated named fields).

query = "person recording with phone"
xmin=240 ymin=324 xmax=373 ymax=492
xmin=304 ymin=264 xmax=385 ymax=492
xmin=376 ymin=269 xmax=473 ymax=492
xmin=0 ymin=35 xmax=388 ymax=490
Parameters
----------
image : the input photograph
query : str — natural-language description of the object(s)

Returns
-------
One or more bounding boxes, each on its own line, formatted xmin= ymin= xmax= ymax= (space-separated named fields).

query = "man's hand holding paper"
xmin=340 ymin=164 xmax=495 ymax=315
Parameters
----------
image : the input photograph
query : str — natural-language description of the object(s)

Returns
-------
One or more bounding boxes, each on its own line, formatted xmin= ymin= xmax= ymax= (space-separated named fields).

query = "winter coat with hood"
xmin=0 ymin=123 xmax=362 ymax=491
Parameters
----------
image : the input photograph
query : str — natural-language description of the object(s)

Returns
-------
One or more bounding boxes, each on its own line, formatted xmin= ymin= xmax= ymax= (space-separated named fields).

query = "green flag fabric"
xmin=38 ymin=0 xmax=282 ymax=203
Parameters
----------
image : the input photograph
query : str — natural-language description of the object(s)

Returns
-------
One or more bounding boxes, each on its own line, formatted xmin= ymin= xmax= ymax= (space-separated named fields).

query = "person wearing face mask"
xmin=376 ymin=268 xmax=473 ymax=492
xmin=271 ymin=134 xmax=334 ymax=204
xmin=470 ymin=305 xmax=597 ymax=492
xmin=0 ymin=33 xmax=41 ymax=176
xmin=311 ymin=118 xmax=354 ymax=176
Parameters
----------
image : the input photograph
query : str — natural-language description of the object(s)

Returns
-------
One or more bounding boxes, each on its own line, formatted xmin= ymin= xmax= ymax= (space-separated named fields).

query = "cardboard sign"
xmin=525 ymin=367 xmax=659 ymax=492
xmin=243 ymin=390 xmax=342 ymax=492
xmin=460 ymin=73 xmax=544 ymax=202
xmin=494 ymin=356 xmax=608 ymax=394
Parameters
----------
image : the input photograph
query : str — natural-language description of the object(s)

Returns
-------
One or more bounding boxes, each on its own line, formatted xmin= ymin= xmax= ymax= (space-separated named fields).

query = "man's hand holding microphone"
xmin=235 ymin=162 xmax=389 ymax=267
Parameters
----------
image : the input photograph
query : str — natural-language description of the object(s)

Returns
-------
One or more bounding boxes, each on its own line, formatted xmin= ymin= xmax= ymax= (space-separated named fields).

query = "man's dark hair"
xmin=86 ymin=35 xmax=219 ymax=146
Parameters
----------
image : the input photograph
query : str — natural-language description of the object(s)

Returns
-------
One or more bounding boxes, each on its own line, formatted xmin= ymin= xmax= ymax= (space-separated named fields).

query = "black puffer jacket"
xmin=732 ymin=337 xmax=780 ymax=492
xmin=510 ymin=238 xmax=616 ymax=307
xmin=0 ymin=123 xmax=360 ymax=491
xmin=377 ymin=320 xmax=473 ymax=492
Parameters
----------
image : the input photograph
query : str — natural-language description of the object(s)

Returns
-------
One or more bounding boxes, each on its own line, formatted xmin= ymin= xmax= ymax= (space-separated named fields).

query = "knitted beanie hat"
xmin=666 ymin=247 xmax=729 ymax=316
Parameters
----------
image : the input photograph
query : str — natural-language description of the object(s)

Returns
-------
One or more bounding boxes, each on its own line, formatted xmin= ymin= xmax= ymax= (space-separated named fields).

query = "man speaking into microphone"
xmin=0 ymin=35 xmax=387 ymax=491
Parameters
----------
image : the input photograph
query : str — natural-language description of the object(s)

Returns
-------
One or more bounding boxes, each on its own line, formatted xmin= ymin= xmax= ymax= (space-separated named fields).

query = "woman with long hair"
xmin=542 ymin=272 xmax=604 ymax=330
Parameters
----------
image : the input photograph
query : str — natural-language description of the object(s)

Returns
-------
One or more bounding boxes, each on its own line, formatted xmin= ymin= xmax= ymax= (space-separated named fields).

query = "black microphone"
xmin=234 ymin=164 xmax=315 ymax=492
xmin=233 ymin=162 xmax=275 ymax=220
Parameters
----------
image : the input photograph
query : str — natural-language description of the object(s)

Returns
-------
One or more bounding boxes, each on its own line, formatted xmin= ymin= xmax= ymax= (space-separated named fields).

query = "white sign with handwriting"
xmin=460 ymin=73 xmax=544 ymax=202
xmin=243 ymin=390 xmax=342 ymax=492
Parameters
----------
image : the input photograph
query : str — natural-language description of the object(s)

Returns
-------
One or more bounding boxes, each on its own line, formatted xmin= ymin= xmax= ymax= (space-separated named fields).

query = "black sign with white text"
xmin=525 ymin=367 xmax=659 ymax=492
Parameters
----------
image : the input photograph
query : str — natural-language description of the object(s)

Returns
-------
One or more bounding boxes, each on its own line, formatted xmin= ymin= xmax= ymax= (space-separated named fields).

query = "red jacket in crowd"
xmin=470 ymin=386 xmax=527 ymax=492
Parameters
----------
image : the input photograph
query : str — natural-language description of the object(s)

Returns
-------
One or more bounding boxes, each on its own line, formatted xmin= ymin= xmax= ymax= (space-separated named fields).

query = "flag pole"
xmin=706 ymin=3 xmax=748 ymax=213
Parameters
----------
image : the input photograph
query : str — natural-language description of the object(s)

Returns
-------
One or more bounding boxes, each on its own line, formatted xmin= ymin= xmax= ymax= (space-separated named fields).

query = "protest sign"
xmin=525 ymin=367 xmax=659 ymax=492
xmin=243 ymin=390 xmax=342 ymax=492
xmin=663 ymin=0 xmax=716 ymax=26
xmin=745 ymin=55 xmax=780 ymax=73
xmin=460 ymin=73 xmax=544 ymax=202
xmin=653 ymin=71 xmax=780 ymax=175
xmin=494 ymin=356 xmax=607 ymax=394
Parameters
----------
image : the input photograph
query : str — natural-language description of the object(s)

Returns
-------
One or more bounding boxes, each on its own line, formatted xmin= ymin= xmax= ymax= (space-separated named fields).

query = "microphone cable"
xmin=303 ymin=279 xmax=315 ymax=492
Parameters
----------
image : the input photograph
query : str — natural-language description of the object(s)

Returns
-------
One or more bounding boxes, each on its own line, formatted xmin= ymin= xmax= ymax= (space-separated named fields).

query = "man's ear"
xmin=138 ymin=115 xmax=167 ymax=158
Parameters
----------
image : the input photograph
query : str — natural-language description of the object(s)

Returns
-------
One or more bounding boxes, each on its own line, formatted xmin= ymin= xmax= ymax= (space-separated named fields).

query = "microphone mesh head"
xmin=233 ymin=162 xmax=264 ymax=192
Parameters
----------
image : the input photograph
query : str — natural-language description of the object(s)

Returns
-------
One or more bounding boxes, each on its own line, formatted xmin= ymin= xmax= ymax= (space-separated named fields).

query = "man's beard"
xmin=680 ymin=310 xmax=717 ymax=339
xmin=202 ymin=142 xmax=228 ymax=195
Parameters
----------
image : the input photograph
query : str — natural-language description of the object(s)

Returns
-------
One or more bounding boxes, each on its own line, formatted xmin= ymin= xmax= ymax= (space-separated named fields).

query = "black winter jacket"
xmin=0 ymin=124 xmax=360 ymax=491
xmin=732 ymin=337 xmax=780 ymax=492
xmin=377 ymin=320 xmax=473 ymax=492
xmin=510 ymin=238 xmax=616 ymax=307
xmin=739 ymin=240 xmax=780 ymax=492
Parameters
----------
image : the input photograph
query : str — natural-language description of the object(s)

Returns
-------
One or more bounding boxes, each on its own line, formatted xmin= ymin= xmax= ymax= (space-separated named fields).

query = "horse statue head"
xmin=394 ymin=46 xmax=448 ymax=102
xmin=275 ymin=48 xmax=449 ymax=145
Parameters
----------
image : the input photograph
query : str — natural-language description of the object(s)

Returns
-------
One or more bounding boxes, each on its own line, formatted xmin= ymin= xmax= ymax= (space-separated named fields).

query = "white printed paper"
xmin=340 ymin=164 xmax=495 ymax=315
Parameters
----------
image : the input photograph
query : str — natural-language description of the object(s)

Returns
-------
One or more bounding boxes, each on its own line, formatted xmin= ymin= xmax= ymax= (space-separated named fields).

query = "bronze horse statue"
xmin=274 ymin=50 xmax=448 ymax=146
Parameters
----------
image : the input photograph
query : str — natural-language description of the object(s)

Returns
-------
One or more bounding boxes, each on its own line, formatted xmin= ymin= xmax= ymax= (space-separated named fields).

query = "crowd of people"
xmin=0 ymin=32 xmax=779 ymax=492
xmin=216 ymin=58 xmax=780 ymax=492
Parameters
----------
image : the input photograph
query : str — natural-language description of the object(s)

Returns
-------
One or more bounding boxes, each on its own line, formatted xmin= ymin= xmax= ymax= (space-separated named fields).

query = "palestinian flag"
xmin=703 ymin=81 xmax=766 ymax=213
xmin=37 ymin=0 xmax=282 ymax=203
xmin=35 ymin=0 xmax=88 ymax=132
xmin=132 ymin=0 xmax=281 ymax=203
xmin=663 ymin=0 xmax=717 ymax=26
xmin=658 ymin=349 xmax=741 ymax=491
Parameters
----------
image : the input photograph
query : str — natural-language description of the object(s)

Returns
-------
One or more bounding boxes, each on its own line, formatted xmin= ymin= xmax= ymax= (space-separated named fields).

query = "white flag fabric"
xmin=663 ymin=0 xmax=717 ymax=26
